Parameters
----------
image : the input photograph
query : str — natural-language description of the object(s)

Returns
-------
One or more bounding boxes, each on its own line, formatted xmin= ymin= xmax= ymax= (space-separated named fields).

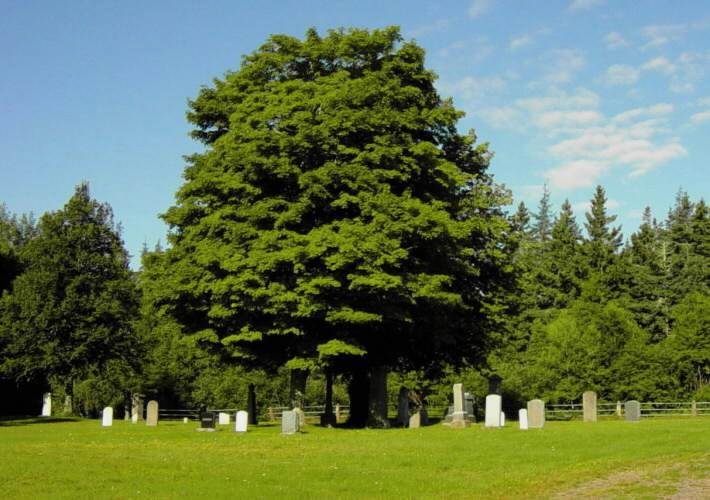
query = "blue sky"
xmin=1 ymin=0 xmax=708 ymax=268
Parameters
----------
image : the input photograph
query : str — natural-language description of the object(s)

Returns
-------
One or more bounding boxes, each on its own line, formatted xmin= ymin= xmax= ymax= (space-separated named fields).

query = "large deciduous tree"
xmin=157 ymin=27 xmax=512 ymax=426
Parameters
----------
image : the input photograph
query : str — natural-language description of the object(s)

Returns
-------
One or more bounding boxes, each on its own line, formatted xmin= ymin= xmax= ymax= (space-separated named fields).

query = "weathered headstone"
xmin=131 ymin=394 xmax=145 ymax=423
xmin=448 ymin=383 xmax=468 ymax=428
xmin=398 ymin=387 xmax=410 ymax=427
xmin=409 ymin=411 xmax=421 ymax=429
xmin=500 ymin=412 xmax=506 ymax=426
xmin=198 ymin=411 xmax=216 ymax=431
xmin=625 ymin=400 xmax=640 ymax=422
xmin=485 ymin=394 xmax=502 ymax=428
xmin=218 ymin=412 xmax=230 ymax=425
xmin=282 ymin=410 xmax=299 ymax=434
xmin=527 ymin=399 xmax=545 ymax=429
xmin=293 ymin=407 xmax=306 ymax=430
xmin=519 ymin=409 xmax=528 ymax=430
xmin=583 ymin=391 xmax=597 ymax=422
xmin=247 ymin=384 xmax=258 ymax=425
xmin=183 ymin=417 xmax=189 ymax=424
xmin=616 ymin=401 xmax=622 ymax=417
xmin=124 ymin=404 xmax=130 ymax=421
xmin=464 ymin=393 xmax=476 ymax=422
xmin=41 ymin=392 xmax=52 ymax=417
xmin=146 ymin=400 xmax=159 ymax=426
xmin=102 ymin=406 xmax=113 ymax=427
xmin=235 ymin=410 xmax=248 ymax=432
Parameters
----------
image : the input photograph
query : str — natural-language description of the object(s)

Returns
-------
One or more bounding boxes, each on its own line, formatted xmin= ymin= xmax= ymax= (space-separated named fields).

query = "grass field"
xmin=0 ymin=417 xmax=708 ymax=498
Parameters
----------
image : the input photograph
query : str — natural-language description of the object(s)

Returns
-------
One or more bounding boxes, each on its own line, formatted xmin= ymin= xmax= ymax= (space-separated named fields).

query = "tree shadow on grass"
xmin=0 ymin=416 xmax=79 ymax=427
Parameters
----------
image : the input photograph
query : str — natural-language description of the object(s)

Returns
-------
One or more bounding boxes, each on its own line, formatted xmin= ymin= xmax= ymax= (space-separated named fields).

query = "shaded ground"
xmin=555 ymin=453 xmax=710 ymax=498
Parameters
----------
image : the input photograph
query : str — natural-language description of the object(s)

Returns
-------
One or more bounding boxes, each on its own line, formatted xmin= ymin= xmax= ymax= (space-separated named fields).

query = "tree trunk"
xmin=321 ymin=370 xmax=335 ymax=426
xmin=289 ymin=369 xmax=309 ymax=408
xmin=367 ymin=364 xmax=390 ymax=428
xmin=247 ymin=383 xmax=258 ymax=424
xmin=347 ymin=366 xmax=369 ymax=427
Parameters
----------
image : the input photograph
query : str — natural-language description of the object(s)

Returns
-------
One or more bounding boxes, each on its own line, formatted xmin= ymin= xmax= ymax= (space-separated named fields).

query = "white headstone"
xmin=131 ymin=413 xmax=138 ymax=424
xmin=235 ymin=410 xmax=248 ymax=432
xmin=485 ymin=394 xmax=502 ymax=428
xmin=183 ymin=417 xmax=189 ymax=424
xmin=450 ymin=383 xmax=469 ymax=428
xmin=102 ymin=407 xmax=113 ymax=427
xmin=519 ymin=409 xmax=528 ymax=430
xmin=41 ymin=392 xmax=52 ymax=417
xmin=500 ymin=411 xmax=506 ymax=426
xmin=218 ymin=412 xmax=230 ymax=425
xmin=282 ymin=410 xmax=299 ymax=434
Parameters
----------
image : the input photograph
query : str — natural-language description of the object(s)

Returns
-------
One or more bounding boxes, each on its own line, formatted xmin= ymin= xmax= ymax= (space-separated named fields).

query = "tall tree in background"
xmin=156 ymin=27 xmax=512 ymax=426
xmin=548 ymin=199 xmax=584 ymax=306
xmin=531 ymin=184 xmax=553 ymax=243
xmin=584 ymin=185 xmax=622 ymax=274
xmin=0 ymin=184 xmax=140 ymax=408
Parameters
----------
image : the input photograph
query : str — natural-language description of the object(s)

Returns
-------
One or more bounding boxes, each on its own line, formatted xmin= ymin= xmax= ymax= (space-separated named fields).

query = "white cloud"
xmin=642 ymin=24 xmax=687 ymax=48
xmin=479 ymin=106 xmax=525 ymax=131
xmin=536 ymin=110 xmax=603 ymax=130
xmin=691 ymin=110 xmax=710 ymax=124
xmin=407 ymin=19 xmax=450 ymax=38
xmin=642 ymin=57 xmax=677 ymax=75
xmin=698 ymin=97 xmax=710 ymax=107
xmin=517 ymin=88 xmax=599 ymax=113
xmin=442 ymin=75 xmax=506 ymax=101
xmin=604 ymin=64 xmax=640 ymax=86
xmin=604 ymin=32 xmax=629 ymax=49
xmin=537 ymin=49 xmax=586 ymax=84
xmin=468 ymin=0 xmax=492 ymax=19
xmin=568 ymin=0 xmax=604 ymax=11
xmin=509 ymin=35 xmax=532 ymax=50
xmin=547 ymin=160 xmax=609 ymax=189
xmin=612 ymin=103 xmax=673 ymax=123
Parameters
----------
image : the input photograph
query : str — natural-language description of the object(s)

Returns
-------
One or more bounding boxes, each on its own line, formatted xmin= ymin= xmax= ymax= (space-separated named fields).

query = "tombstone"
xmin=691 ymin=400 xmax=697 ymax=417
xmin=450 ymin=383 xmax=469 ymax=428
xmin=485 ymin=394 xmax=502 ymax=428
xmin=500 ymin=412 xmax=506 ymax=427
xmin=146 ymin=400 xmax=159 ymax=426
xmin=408 ymin=411 xmax=421 ymax=429
xmin=625 ymin=400 xmax=641 ymax=422
xmin=281 ymin=410 xmax=299 ymax=434
xmin=488 ymin=375 xmax=503 ymax=395
xmin=397 ymin=387 xmax=410 ymax=427
xmin=583 ymin=391 xmax=597 ymax=422
xmin=247 ymin=384 xmax=258 ymax=425
xmin=198 ymin=411 xmax=216 ymax=431
xmin=519 ymin=409 xmax=529 ymax=430
xmin=124 ymin=403 xmax=130 ymax=421
xmin=102 ymin=407 xmax=113 ymax=427
xmin=183 ymin=417 xmax=189 ymax=424
xmin=464 ymin=393 xmax=476 ymax=422
xmin=131 ymin=394 xmax=145 ymax=423
xmin=616 ymin=401 xmax=622 ymax=417
xmin=235 ymin=410 xmax=248 ymax=432
xmin=293 ymin=407 xmax=306 ymax=430
xmin=527 ymin=399 xmax=545 ymax=429
xmin=41 ymin=392 xmax=52 ymax=417
xmin=218 ymin=412 xmax=230 ymax=425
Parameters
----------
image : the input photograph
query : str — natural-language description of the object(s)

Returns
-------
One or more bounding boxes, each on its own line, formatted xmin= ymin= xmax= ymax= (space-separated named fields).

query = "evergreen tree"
xmin=584 ymin=185 xmax=622 ymax=273
xmin=548 ymin=199 xmax=584 ymax=305
xmin=531 ymin=184 xmax=553 ymax=242
xmin=510 ymin=201 xmax=531 ymax=237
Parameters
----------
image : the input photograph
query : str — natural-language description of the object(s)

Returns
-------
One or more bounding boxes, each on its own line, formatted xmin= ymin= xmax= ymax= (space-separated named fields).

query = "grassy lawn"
xmin=0 ymin=417 xmax=708 ymax=498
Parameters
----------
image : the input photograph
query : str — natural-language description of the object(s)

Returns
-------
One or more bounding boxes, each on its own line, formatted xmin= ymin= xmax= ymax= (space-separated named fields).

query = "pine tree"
xmin=531 ymin=184 xmax=553 ymax=242
xmin=549 ymin=199 xmax=583 ymax=304
xmin=510 ymin=201 xmax=531 ymax=237
xmin=584 ymin=185 xmax=622 ymax=273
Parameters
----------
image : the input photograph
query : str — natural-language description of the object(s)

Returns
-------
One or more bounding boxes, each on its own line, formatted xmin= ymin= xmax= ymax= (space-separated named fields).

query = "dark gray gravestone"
xmin=397 ymin=387 xmax=410 ymax=427
xmin=200 ymin=412 xmax=216 ymax=429
xmin=282 ymin=410 xmax=299 ymax=434
xmin=464 ymin=393 xmax=476 ymax=422
xmin=625 ymin=400 xmax=641 ymax=422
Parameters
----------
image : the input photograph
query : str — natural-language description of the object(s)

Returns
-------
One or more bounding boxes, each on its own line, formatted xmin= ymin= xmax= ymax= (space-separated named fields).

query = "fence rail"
xmin=546 ymin=400 xmax=709 ymax=419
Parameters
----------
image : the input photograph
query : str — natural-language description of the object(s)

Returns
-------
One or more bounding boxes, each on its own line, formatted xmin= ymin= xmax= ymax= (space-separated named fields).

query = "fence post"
xmin=268 ymin=406 xmax=275 ymax=422
xmin=691 ymin=400 xmax=697 ymax=417
xmin=616 ymin=401 xmax=622 ymax=417
xmin=335 ymin=404 xmax=341 ymax=423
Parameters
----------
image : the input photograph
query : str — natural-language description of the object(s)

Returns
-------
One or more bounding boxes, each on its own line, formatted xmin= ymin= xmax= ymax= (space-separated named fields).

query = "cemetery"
xmin=1 ymin=3 xmax=709 ymax=498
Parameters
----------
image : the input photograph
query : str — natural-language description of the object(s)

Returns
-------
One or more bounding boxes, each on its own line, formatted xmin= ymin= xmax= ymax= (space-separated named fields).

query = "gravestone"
xmin=625 ymin=400 xmax=640 ymax=422
xmin=282 ymin=410 xmax=299 ymax=434
xmin=102 ymin=407 xmax=113 ymax=427
xmin=198 ymin=411 xmax=216 ymax=431
xmin=485 ymin=394 xmax=502 ymax=428
xmin=146 ymin=400 xmax=159 ymax=426
xmin=235 ymin=410 xmax=248 ymax=432
xmin=449 ymin=383 xmax=468 ymax=428
xmin=293 ymin=407 xmax=306 ymax=430
xmin=583 ymin=391 xmax=597 ymax=422
xmin=500 ymin=412 xmax=506 ymax=426
xmin=527 ymin=399 xmax=545 ymax=429
xmin=409 ymin=411 xmax=421 ymax=429
xmin=247 ymin=384 xmax=258 ymax=425
xmin=131 ymin=394 xmax=145 ymax=423
xmin=218 ymin=412 xmax=230 ymax=425
xmin=398 ymin=387 xmax=410 ymax=427
xmin=124 ymin=404 xmax=130 ymax=421
xmin=519 ymin=409 xmax=528 ymax=430
xmin=464 ymin=393 xmax=476 ymax=422
xmin=183 ymin=417 xmax=189 ymax=424
xmin=41 ymin=392 xmax=52 ymax=417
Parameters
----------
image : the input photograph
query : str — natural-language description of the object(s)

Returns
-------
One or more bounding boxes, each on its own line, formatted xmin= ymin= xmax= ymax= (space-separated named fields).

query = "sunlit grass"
xmin=0 ymin=417 xmax=708 ymax=498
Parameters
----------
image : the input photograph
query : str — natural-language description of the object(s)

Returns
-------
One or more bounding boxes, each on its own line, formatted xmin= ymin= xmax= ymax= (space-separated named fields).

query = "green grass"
xmin=0 ymin=417 xmax=708 ymax=498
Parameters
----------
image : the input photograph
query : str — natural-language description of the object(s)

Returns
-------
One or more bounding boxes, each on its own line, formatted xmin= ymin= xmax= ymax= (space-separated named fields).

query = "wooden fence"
xmin=546 ymin=401 xmax=709 ymax=419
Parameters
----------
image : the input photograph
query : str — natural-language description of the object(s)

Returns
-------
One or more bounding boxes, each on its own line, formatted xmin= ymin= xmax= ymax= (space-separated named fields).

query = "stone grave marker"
xmin=282 ymin=410 xmax=299 ymax=434
xmin=625 ymin=400 xmax=641 ymax=422
xmin=183 ymin=417 xmax=189 ymax=424
xmin=293 ymin=407 xmax=306 ymax=430
xmin=519 ymin=409 xmax=528 ymax=430
xmin=485 ymin=394 xmax=502 ymax=428
xmin=500 ymin=412 xmax=506 ymax=426
xmin=131 ymin=394 xmax=144 ymax=423
xmin=102 ymin=407 xmax=113 ymax=427
xmin=583 ymin=391 xmax=597 ymax=422
xmin=409 ymin=411 xmax=421 ymax=429
xmin=198 ymin=411 xmax=216 ymax=431
xmin=218 ymin=412 xmax=230 ymax=425
xmin=146 ymin=400 xmax=159 ymax=426
xmin=235 ymin=410 xmax=248 ymax=432
xmin=464 ymin=393 xmax=476 ymax=422
xmin=527 ymin=399 xmax=545 ymax=428
xmin=450 ymin=383 xmax=468 ymax=428
xmin=41 ymin=392 xmax=52 ymax=417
